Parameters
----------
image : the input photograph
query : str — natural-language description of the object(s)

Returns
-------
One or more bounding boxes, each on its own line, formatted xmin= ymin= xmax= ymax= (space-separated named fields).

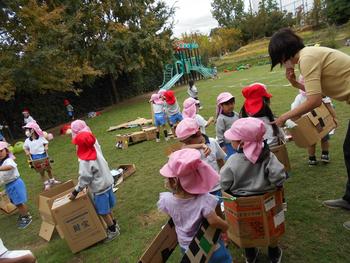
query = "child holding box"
xmin=69 ymin=131 xmax=120 ymax=242
xmin=220 ymin=117 xmax=286 ymax=263
xmin=0 ymin=142 xmax=32 ymax=229
xmin=157 ymin=148 xmax=232 ymax=262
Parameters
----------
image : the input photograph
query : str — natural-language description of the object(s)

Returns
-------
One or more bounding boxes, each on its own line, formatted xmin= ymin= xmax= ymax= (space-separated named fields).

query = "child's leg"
xmin=321 ymin=135 xmax=330 ymax=163
xmin=156 ymin=126 xmax=160 ymax=141
xmin=244 ymin=247 xmax=259 ymax=262
xmin=268 ymin=240 xmax=282 ymax=262
xmin=308 ymin=144 xmax=317 ymax=165
xmin=162 ymin=125 xmax=168 ymax=140
xmin=16 ymin=203 xmax=29 ymax=217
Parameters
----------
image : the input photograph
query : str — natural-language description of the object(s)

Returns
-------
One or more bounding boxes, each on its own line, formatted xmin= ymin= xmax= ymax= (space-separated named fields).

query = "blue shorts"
xmin=154 ymin=113 xmax=166 ymax=127
xmin=68 ymin=111 xmax=74 ymax=117
xmin=210 ymin=189 xmax=223 ymax=205
xmin=31 ymin=153 xmax=47 ymax=160
xmin=224 ymin=143 xmax=236 ymax=160
xmin=5 ymin=178 xmax=27 ymax=205
xmin=181 ymin=239 xmax=232 ymax=263
xmin=168 ymin=112 xmax=183 ymax=125
xmin=93 ymin=187 xmax=116 ymax=215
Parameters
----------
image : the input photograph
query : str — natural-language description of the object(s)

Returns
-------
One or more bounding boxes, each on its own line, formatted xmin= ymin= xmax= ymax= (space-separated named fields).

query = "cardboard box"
xmin=223 ymin=190 xmax=285 ymax=248
xmin=118 ymin=164 xmax=136 ymax=179
xmin=38 ymin=180 xmax=75 ymax=241
xmin=116 ymin=131 xmax=147 ymax=149
xmin=270 ymin=143 xmax=291 ymax=172
xmin=139 ymin=219 xmax=221 ymax=263
xmin=0 ymin=191 xmax=17 ymax=214
xmin=164 ymin=142 xmax=184 ymax=156
xmin=143 ymin=127 xmax=157 ymax=141
xmin=130 ymin=131 xmax=147 ymax=142
xmin=288 ymin=103 xmax=336 ymax=148
xmin=51 ymin=190 xmax=107 ymax=253
xmin=116 ymin=134 xmax=130 ymax=149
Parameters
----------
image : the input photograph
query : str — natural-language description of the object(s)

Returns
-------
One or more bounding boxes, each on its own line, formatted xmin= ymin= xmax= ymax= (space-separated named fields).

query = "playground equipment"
xmin=159 ymin=42 xmax=214 ymax=91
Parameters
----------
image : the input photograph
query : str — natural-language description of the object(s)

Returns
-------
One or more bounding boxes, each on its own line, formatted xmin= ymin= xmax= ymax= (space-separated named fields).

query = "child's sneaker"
xmin=268 ymin=247 xmax=283 ymax=263
xmin=18 ymin=215 xmax=32 ymax=229
xmin=156 ymin=138 xmax=160 ymax=143
xmin=44 ymin=181 xmax=51 ymax=191
xmin=245 ymin=248 xmax=259 ymax=263
xmin=50 ymin=178 xmax=61 ymax=185
xmin=308 ymin=156 xmax=318 ymax=166
xmin=105 ymin=229 xmax=120 ymax=243
xmin=165 ymin=137 xmax=170 ymax=142
xmin=321 ymin=154 xmax=330 ymax=163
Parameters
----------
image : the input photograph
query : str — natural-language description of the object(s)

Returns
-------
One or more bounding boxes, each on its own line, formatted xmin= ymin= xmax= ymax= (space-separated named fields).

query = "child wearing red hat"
xmin=64 ymin=99 xmax=74 ymax=120
xmin=240 ymin=83 xmax=285 ymax=147
xmin=158 ymin=148 xmax=232 ymax=262
xmin=162 ymin=90 xmax=183 ymax=136
xmin=69 ymin=131 xmax=119 ymax=242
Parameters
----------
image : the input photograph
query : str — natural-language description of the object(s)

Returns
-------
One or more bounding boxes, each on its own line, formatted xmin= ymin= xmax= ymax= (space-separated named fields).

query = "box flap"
xmin=39 ymin=221 xmax=56 ymax=241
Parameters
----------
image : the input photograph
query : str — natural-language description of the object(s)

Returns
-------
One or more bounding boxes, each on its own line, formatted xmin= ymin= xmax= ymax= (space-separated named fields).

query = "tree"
xmin=324 ymin=0 xmax=350 ymax=25
xmin=211 ymin=0 xmax=244 ymax=28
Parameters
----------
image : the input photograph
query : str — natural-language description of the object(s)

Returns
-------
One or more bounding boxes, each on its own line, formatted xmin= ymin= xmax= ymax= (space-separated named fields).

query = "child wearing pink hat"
xmin=240 ymin=83 xmax=285 ymax=147
xmin=23 ymin=122 xmax=60 ymax=190
xmin=69 ymin=131 xmax=119 ymax=242
xmin=150 ymin=93 xmax=169 ymax=142
xmin=0 ymin=142 xmax=32 ymax=229
xmin=220 ymin=117 xmax=286 ymax=263
xmin=182 ymin=98 xmax=213 ymax=135
xmin=290 ymin=75 xmax=337 ymax=165
xmin=176 ymin=118 xmax=226 ymax=216
xmin=215 ymin=92 xmax=239 ymax=158
xmin=158 ymin=149 xmax=232 ymax=262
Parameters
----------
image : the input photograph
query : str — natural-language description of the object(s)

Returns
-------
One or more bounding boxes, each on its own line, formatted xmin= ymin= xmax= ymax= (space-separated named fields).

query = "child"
xmin=69 ymin=131 xmax=119 ymax=242
xmin=216 ymin=92 xmax=239 ymax=158
xmin=149 ymin=93 xmax=169 ymax=142
xmin=22 ymin=109 xmax=35 ymax=126
xmin=158 ymin=148 xmax=232 ymax=262
xmin=0 ymin=238 xmax=36 ymax=262
xmin=187 ymin=80 xmax=201 ymax=109
xmin=182 ymin=97 xmax=213 ymax=134
xmin=0 ymin=142 xmax=32 ymax=229
xmin=23 ymin=121 xmax=60 ymax=190
xmin=64 ymin=99 xmax=74 ymax=120
xmin=163 ymin=90 xmax=183 ymax=135
xmin=240 ymin=83 xmax=285 ymax=147
xmin=290 ymin=75 xmax=337 ymax=165
xmin=176 ymin=118 xmax=226 ymax=219
xmin=220 ymin=117 xmax=286 ymax=263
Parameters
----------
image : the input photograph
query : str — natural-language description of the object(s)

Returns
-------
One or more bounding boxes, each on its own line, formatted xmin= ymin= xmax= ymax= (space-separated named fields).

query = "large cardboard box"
xmin=223 ymin=190 xmax=285 ymax=248
xmin=288 ymin=103 xmax=336 ymax=148
xmin=0 ymin=191 xmax=17 ymax=214
xmin=139 ymin=219 xmax=221 ymax=263
xmin=143 ymin=127 xmax=157 ymax=141
xmin=51 ymin=190 xmax=107 ymax=253
xmin=116 ymin=131 xmax=147 ymax=149
xmin=38 ymin=180 xmax=75 ymax=241
xmin=270 ymin=142 xmax=291 ymax=172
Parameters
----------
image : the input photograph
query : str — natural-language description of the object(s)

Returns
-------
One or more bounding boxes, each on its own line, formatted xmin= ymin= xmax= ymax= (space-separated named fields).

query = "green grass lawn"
xmin=1 ymin=48 xmax=350 ymax=263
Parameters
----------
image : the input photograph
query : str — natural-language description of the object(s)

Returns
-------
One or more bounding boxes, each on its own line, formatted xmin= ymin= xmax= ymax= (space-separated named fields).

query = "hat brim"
xmin=160 ymin=163 xmax=177 ymax=178
xmin=224 ymin=129 xmax=241 ymax=141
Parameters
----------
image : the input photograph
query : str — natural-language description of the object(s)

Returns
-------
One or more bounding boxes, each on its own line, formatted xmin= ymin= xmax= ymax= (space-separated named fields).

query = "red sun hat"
xmin=242 ymin=83 xmax=272 ymax=116
xmin=163 ymin=90 xmax=176 ymax=105
xmin=63 ymin=99 xmax=70 ymax=106
xmin=72 ymin=131 xmax=97 ymax=161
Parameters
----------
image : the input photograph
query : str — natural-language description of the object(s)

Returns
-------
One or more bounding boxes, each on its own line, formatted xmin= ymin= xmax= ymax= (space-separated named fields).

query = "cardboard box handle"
xmin=318 ymin=117 xmax=325 ymax=128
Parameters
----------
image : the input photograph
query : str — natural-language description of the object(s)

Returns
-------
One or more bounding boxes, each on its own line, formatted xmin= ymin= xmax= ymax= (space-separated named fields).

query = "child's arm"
xmin=267 ymin=153 xmax=287 ymax=187
xmin=70 ymin=163 xmax=96 ymax=200
xmin=217 ymin=159 xmax=225 ymax=169
xmin=205 ymin=116 xmax=214 ymax=127
xmin=182 ymin=143 xmax=211 ymax=156
xmin=220 ymin=162 xmax=235 ymax=192
xmin=0 ymin=165 xmax=13 ymax=172
xmin=206 ymin=211 xmax=229 ymax=232
xmin=215 ymin=117 xmax=226 ymax=151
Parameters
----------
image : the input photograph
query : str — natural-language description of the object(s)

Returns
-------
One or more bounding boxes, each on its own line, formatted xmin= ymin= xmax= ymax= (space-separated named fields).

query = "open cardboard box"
xmin=116 ymin=131 xmax=148 ymax=149
xmin=0 ymin=191 xmax=17 ymax=214
xmin=139 ymin=218 xmax=221 ymax=263
xmin=38 ymin=180 xmax=76 ymax=241
xmin=223 ymin=189 xmax=285 ymax=248
xmin=51 ymin=190 xmax=107 ymax=253
xmin=288 ymin=103 xmax=336 ymax=148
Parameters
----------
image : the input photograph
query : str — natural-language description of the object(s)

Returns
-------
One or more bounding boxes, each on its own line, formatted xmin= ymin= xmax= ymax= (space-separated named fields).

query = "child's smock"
xmin=157 ymin=192 xmax=217 ymax=250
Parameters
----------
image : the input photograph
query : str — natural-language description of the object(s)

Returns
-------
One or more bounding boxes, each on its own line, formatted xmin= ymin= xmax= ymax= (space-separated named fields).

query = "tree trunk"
xmin=109 ymin=74 xmax=118 ymax=104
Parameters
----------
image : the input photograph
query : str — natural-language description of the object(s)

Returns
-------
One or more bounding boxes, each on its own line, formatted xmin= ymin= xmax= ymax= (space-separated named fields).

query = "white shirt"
xmin=23 ymin=137 xmax=48 ymax=155
xmin=257 ymin=117 xmax=285 ymax=147
xmin=0 ymin=158 xmax=20 ymax=185
xmin=291 ymin=94 xmax=332 ymax=110
xmin=200 ymin=137 xmax=226 ymax=192
xmin=195 ymin=114 xmax=208 ymax=134
xmin=0 ymin=239 xmax=7 ymax=256
xmin=152 ymin=103 xmax=165 ymax=114
xmin=23 ymin=116 xmax=35 ymax=125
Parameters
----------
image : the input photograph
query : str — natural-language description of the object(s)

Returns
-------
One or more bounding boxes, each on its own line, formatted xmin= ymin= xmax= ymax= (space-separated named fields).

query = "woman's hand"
xmin=271 ymin=115 xmax=288 ymax=127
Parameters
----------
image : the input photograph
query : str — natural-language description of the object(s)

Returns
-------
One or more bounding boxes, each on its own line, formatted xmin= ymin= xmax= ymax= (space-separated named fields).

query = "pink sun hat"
xmin=0 ymin=141 xmax=9 ymax=151
xmin=175 ymin=118 xmax=199 ymax=140
xmin=224 ymin=117 xmax=266 ymax=164
xmin=216 ymin=92 xmax=235 ymax=118
xmin=149 ymin=93 xmax=163 ymax=105
xmin=160 ymin=149 xmax=219 ymax=194
xmin=23 ymin=121 xmax=44 ymax=137
xmin=182 ymin=97 xmax=199 ymax=119
xmin=71 ymin=120 xmax=92 ymax=138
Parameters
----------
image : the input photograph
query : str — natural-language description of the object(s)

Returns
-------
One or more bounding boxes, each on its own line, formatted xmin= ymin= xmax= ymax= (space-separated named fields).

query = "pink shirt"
xmin=157 ymin=192 xmax=217 ymax=249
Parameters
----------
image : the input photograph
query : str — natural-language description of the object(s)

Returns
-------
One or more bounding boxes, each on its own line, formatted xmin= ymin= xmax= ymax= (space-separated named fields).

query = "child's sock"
xmin=322 ymin=151 xmax=329 ymax=156
xmin=108 ymin=224 xmax=116 ymax=232
xmin=309 ymin=155 xmax=316 ymax=161
xmin=156 ymin=131 xmax=160 ymax=139
xmin=163 ymin=130 xmax=168 ymax=138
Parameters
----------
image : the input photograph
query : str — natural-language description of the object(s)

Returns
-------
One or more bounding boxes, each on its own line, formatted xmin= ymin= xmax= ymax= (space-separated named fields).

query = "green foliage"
xmin=211 ymin=0 xmax=244 ymax=28
xmin=325 ymin=0 xmax=350 ymax=25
